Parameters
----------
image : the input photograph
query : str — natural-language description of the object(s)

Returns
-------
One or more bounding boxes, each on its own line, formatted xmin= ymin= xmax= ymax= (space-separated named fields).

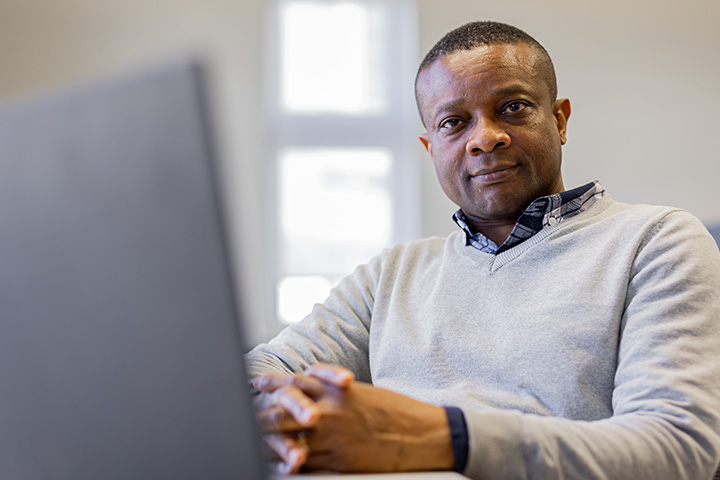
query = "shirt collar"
xmin=453 ymin=181 xmax=606 ymax=255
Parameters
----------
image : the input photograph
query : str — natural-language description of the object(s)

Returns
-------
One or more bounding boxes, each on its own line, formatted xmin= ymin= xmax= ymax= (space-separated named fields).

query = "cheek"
xmin=525 ymin=130 xmax=562 ymax=166
xmin=432 ymin=160 xmax=452 ymax=187
xmin=432 ymin=158 xmax=463 ymax=199
xmin=428 ymin=139 xmax=469 ymax=194
xmin=433 ymin=153 xmax=461 ymax=179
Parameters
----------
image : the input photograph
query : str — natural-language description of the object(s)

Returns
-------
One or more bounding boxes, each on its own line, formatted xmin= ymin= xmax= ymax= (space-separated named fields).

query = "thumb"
xmin=304 ymin=363 xmax=354 ymax=389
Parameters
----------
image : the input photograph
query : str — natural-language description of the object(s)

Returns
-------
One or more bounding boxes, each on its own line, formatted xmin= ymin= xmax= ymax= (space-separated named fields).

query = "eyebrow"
xmin=490 ymin=84 xmax=532 ymax=97
xmin=431 ymin=84 xmax=532 ymax=117
xmin=434 ymin=98 xmax=466 ymax=114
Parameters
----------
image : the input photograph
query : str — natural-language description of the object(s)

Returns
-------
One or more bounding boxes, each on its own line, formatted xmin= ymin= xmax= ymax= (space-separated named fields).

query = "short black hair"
xmin=415 ymin=21 xmax=558 ymax=119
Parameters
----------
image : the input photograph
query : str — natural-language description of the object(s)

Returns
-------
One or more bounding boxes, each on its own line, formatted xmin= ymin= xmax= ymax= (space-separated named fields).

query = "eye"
xmin=439 ymin=117 xmax=463 ymax=129
xmin=502 ymin=102 xmax=528 ymax=115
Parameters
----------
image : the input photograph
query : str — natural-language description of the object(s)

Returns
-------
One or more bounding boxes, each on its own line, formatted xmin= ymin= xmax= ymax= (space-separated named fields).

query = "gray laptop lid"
xmin=708 ymin=224 xmax=720 ymax=248
xmin=0 ymin=61 xmax=265 ymax=480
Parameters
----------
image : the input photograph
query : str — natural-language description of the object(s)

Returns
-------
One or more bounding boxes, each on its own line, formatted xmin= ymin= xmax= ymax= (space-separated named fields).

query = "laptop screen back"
xmin=0 ymin=61 xmax=265 ymax=480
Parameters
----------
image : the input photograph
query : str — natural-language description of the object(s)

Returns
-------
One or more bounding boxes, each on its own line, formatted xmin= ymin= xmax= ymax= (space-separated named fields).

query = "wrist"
xmin=390 ymin=403 xmax=455 ymax=471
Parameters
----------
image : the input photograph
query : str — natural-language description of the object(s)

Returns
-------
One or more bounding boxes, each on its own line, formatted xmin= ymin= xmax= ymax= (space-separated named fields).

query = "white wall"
xmin=1 ymin=0 xmax=718 ymax=343
xmin=416 ymin=0 xmax=720 ymax=237
xmin=0 ymin=0 xmax=270 ymax=345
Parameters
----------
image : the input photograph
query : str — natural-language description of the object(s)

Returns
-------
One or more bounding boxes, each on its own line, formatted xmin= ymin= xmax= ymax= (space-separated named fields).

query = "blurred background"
xmin=1 ymin=0 xmax=718 ymax=345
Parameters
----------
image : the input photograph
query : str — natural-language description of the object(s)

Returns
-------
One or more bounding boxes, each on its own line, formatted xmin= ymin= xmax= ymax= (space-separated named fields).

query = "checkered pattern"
xmin=454 ymin=181 xmax=606 ymax=254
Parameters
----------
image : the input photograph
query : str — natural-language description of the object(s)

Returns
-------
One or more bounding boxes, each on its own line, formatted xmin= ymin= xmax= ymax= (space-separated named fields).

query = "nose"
xmin=465 ymin=118 xmax=511 ymax=155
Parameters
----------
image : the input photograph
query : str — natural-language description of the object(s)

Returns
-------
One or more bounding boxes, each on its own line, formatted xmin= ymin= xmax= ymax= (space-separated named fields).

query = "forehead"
xmin=416 ymin=43 xmax=548 ymax=115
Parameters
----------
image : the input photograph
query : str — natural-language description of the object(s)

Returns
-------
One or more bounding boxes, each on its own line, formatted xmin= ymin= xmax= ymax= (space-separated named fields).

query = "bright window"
xmin=267 ymin=0 xmax=418 ymax=330
xmin=280 ymin=148 xmax=392 ymax=245
xmin=280 ymin=2 xmax=385 ymax=114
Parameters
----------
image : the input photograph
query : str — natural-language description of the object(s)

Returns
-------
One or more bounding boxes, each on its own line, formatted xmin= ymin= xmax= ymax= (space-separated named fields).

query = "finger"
xmin=264 ymin=433 xmax=309 ymax=474
xmin=252 ymin=380 xmax=324 ymax=431
xmin=253 ymin=388 xmax=293 ymax=412
xmin=256 ymin=404 xmax=305 ymax=432
xmin=253 ymin=373 xmax=328 ymax=397
xmin=256 ymin=385 xmax=321 ymax=428
xmin=251 ymin=373 xmax=293 ymax=393
xmin=274 ymin=385 xmax=321 ymax=426
xmin=252 ymin=375 xmax=327 ymax=410
xmin=305 ymin=363 xmax=355 ymax=388
xmin=267 ymin=461 xmax=296 ymax=476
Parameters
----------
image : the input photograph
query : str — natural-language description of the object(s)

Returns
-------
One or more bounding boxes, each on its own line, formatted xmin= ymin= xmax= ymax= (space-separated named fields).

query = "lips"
xmin=470 ymin=164 xmax=519 ymax=184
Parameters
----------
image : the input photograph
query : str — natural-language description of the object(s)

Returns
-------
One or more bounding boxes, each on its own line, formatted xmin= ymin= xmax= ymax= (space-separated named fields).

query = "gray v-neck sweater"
xmin=247 ymin=194 xmax=720 ymax=479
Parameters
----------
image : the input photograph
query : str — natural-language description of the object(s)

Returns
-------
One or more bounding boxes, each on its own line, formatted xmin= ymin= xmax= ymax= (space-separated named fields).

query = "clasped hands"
xmin=252 ymin=363 xmax=455 ymax=475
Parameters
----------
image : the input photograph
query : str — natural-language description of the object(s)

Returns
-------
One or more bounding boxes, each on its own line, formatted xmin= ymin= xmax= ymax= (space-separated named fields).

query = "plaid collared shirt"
xmin=453 ymin=181 xmax=606 ymax=255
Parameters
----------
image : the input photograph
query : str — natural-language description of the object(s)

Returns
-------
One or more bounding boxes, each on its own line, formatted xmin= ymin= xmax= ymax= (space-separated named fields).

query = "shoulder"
xmin=609 ymin=200 xmax=713 ymax=246
xmin=589 ymin=195 xmax=685 ymax=223
xmin=582 ymin=196 xmax=715 ymax=248
xmin=591 ymin=199 xmax=720 ymax=283
xmin=369 ymin=232 xmax=456 ymax=260
xmin=359 ymin=232 xmax=464 ymax=279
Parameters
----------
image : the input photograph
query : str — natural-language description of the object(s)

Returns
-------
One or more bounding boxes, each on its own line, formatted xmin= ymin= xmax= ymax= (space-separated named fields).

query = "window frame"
xmin=263 ymin=0 xmax=420 ymax=337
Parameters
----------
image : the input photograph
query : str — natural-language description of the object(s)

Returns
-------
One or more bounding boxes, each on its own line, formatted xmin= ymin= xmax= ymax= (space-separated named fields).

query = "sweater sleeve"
xmin=245 ymin=253 xmax=382 ymax=383
xmin=461 ymin=211 xmax=720 ymax=480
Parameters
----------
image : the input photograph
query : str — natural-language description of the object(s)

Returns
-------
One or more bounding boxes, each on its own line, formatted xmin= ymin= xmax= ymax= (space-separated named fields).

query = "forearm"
xmin=245 ymin=305 xmax=371 ymax=380
xmin=461 ymin=407 xmax=720 ymax=480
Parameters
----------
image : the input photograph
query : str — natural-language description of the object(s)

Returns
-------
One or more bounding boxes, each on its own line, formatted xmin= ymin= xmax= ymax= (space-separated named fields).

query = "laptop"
xmin=708 ymin=224 xmax=720 ymax=248
xmin=0 ymin=60 xmax=466 ymax=480
xmin=0 ymin=59 xmax=268 ymax=479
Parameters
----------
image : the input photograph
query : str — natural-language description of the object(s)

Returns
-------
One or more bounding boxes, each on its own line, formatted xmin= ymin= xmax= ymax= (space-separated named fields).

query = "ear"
xmin=419 ymin=133 xmax=433 ymax=158
xmin=552 ymin=98 xmax=572 ymax=145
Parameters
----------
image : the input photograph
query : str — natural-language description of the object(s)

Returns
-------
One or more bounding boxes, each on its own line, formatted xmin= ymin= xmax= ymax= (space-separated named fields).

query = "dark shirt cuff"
xmin=443 ymin=406 xmax=469 ymax=473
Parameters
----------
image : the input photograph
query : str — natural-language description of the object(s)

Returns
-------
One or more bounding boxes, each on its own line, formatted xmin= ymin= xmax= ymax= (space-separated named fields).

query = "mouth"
xmin=470 ymin=164 xmax=519 ymax=185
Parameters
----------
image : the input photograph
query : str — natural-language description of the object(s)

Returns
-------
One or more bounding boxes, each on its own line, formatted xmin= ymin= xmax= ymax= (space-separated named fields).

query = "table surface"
xmin=273 ymin=472 xmax=469 ymax=480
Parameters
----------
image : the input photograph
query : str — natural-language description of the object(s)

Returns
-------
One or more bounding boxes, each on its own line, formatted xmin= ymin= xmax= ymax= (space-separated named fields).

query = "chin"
xmin=468 ymin=196 xmax=529 ymax=220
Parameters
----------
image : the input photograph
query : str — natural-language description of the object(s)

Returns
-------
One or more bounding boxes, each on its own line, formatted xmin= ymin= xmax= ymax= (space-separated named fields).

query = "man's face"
xmin=416 ymin=43 xmax=571 ymax=225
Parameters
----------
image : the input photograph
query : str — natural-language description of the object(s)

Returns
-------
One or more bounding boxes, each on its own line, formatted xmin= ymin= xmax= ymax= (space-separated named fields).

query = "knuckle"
xmin=253 ymin=391 xmax=272 ymax=409
xmin=268 ymin=408 xmax=284 ymax=426
xmin=289 ymin=375 xmax=305 ymax=389
xmin=277 ymin=384 xmax=295 ymax=395
xmin=258 ymin=406 xmax=286 ymax=431
xmin=270 ymin=385 xmax=294 ymax=403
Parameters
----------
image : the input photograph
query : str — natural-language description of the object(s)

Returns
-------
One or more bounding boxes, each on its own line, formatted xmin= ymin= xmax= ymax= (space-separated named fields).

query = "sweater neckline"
xmin=451 ymin=194 xmax=615 ymax=272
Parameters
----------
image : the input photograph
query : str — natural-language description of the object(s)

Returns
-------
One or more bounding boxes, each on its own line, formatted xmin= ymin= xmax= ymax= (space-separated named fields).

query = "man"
xmin=247 ymin=21 xmax=720 ymax=479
